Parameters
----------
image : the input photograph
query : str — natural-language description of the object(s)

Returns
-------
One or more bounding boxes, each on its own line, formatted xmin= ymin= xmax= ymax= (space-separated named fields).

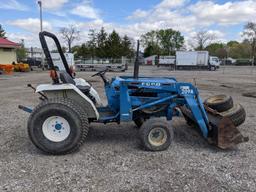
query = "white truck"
xmin=176 ymin=51 xmax=220 ymax=71
xmin=50 ymin=52 xmax=74 ymax=71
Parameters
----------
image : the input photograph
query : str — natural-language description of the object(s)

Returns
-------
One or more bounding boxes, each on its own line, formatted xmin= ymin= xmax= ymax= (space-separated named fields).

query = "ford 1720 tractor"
xmin=19 ymin=32 xmax=248 ymax=155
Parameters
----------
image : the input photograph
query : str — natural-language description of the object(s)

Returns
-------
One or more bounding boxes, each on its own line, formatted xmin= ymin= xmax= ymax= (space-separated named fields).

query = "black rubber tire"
xmin=28 ymin=98 xmax=89 ymax=155
xmin=204 ymin=95 xmax=233 ymax=112
xmin=209 ymin=66 xmax=216 ymax=71
xmin=220 ymin=104 xmax=246 ymax=127
xmin=139 ymin=118 xmax=174 ymax=151
xmin=134 ymin=118 xmax=144 ymax=128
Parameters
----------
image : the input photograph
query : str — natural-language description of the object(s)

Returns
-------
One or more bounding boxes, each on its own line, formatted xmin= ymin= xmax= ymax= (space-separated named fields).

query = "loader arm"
xmin=183 ymin=95 xmax=210 ymax=138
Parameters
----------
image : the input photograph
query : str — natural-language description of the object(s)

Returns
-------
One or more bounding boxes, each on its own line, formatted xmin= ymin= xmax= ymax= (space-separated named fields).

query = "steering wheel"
xmin=91 ymin=68 xmax=109 ymax=77
xmin=91 ymin=68 xmax=109 ymax=84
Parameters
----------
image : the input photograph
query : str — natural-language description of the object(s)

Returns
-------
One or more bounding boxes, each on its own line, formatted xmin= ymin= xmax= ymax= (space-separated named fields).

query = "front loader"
xmin=19 ymin=31 xmax=248 ymax=155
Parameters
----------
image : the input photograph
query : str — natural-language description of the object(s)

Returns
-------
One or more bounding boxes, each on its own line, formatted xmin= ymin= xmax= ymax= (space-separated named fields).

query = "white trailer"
xmin=176 ymin=51 xmax=219 ymax=70
xmin=158 ymin=56 xmax=175 ymax=67
xmin=50 ymin=52 xmax=74 ymax=71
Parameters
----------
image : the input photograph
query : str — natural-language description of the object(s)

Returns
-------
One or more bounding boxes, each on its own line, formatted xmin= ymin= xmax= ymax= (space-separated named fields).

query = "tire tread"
xmin=28 ymin=98 xmax=89 ymax=155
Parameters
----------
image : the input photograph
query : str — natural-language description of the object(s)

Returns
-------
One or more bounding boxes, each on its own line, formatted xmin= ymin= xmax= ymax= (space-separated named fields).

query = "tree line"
xmin=69 ymin=27 xmax=134 ymax=59
xmin=1 ymin=22 xmax=256 ymax=61
xmin=191 ymin=23 xmax=256 ymax=60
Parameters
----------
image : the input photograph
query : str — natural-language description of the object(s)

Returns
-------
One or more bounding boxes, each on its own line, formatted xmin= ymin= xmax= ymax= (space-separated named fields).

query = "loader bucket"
xmin=205 ymin=106 xmax=249 ymax=149
xmin=180 ymin=105 xmax=248 ymax=149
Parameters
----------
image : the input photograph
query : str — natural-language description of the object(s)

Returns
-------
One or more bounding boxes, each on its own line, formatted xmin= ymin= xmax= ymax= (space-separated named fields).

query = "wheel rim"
xmin=207 ymin=95 xmax=226 ymax=104
xmin=42 ymin=116 xmax=71 ymax=142
xmin=148 ymin=127 xmax=167 ymax=147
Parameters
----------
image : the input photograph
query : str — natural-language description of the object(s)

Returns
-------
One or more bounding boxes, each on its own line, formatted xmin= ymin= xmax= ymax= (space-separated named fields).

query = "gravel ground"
xmin=0 ymin=66 xmax=255 ymax=192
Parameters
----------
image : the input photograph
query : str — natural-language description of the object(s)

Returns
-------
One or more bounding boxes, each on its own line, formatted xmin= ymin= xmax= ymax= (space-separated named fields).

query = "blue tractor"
xmin=20 ymin=32 xmax=248 ymax=155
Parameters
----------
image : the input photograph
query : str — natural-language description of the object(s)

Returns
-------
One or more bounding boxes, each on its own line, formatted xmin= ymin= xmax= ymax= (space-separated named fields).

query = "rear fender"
xmin=36 ymin=84 xmax=99 ymax=119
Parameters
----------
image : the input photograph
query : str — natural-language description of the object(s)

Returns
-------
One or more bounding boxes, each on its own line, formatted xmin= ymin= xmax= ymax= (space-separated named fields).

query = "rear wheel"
xmin=204 ymin=95 xmax=233 ymax=112
xmin=28 ymin=98 xmax=89 ymax=155
xmin=139 ymin=118 xmax=173 ymax=151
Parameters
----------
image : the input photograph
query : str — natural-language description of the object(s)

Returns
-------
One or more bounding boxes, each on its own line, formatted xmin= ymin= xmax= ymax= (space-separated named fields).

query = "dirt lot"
xmin=0 ymin=66 xmax=255 ymax=192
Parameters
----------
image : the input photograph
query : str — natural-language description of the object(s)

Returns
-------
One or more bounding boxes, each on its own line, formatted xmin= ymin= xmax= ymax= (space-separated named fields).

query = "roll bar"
xmin=39 ymin=31 xmax=73 ymax=79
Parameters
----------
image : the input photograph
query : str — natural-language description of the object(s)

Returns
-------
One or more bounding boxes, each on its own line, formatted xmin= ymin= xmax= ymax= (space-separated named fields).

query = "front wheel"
xmin=28 ymin=98 xmax=89 ymax=155
xmin=209 ymin=66 xmax=216 ymax=71
xmin=139 ymin=118 xmax=174 ymax=151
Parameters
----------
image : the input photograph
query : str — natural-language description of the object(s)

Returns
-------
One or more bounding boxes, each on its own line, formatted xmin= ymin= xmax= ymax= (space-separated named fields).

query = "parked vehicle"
xmin=0 ymin=64 xmax=14 ymax=74
xmin=209 ymin=56 xmax=220 ymax=68
xmin=13 ymin=62 xmax=30 ymax=72
xmin=176 ymin=51 xmax=220 ymax=71
xmin=24 ymin=57 xmax=42 ymax=67
xmin=158 ymin=56 xmax=175 ymax=67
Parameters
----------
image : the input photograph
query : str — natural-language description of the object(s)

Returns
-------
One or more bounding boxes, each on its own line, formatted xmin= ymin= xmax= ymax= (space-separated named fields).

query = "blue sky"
xmin=0 ymin=0 xmax=255 ymax=48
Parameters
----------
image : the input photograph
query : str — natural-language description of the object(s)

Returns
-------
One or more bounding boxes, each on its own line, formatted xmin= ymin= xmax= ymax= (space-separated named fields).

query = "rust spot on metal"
xmin=215 ymin=117 xmax=248 ymax=149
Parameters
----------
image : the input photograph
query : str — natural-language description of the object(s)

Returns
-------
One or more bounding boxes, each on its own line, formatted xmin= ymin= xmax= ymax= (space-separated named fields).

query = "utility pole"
xmin=38 ymin=1 xmax=44 ymax=70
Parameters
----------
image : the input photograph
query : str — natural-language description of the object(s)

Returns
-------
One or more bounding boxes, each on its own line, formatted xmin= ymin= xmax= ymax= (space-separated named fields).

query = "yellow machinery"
xmin=13 ymin=63 xmax=30 ymax=72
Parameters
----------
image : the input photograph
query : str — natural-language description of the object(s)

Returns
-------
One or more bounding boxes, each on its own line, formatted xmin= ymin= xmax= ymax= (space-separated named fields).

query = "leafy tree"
xmin=105 ymin=30 xmax=122 ymax=58
xmin=229 ymin=42 xmax=251 ymax=59
xmin=96 ymin=27 xmax=108 ymax=58
xmin=141 ymin=29 xmax=184 ymax=56
xmin=205 ymin=43 xmax=226 ymax=58
xmin=157 ymin=29 xmax=184 ymax=55
xmin=72 ymin=29 xmax=134 ymax=59
xmin=87 ymin=29 xmax=97 ymax=58
xmin=16 ymin=48 xmax=27 ymax=61
xmin=243 ymin=22 xmax=256 ymax=58
xmin=0 ymin=24 xmax=6 ymax=38
xmin=227 ymin=41 xmax=239 ymax=47
xmin=141 ymin=30 xmax=161 ymax=57
xmin=60 ymin=25 xmax=80 ymax=52
xmin=141 ymin=31 xmax=158 ymax=48
xmin=121 ymin=35 xmax=134 ymax=57
xmin=143 ymin=44 xmax=161 ymax=57
xmin=215 ymin=48 xmax=227 ymax=59
xmin=72 ymin=43 xmax=91 ymax=59
xmin=16 ymin=39 xmax=26 ymax=61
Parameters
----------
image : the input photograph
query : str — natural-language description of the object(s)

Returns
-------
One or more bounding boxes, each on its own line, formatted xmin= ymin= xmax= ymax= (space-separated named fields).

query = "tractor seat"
xmin=59 ymin=72 xmax=90 ymax=93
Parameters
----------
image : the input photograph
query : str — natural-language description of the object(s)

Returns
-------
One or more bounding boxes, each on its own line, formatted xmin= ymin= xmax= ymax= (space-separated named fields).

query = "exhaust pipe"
xmin=133 ymin=40 xmax=140 ymax=79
